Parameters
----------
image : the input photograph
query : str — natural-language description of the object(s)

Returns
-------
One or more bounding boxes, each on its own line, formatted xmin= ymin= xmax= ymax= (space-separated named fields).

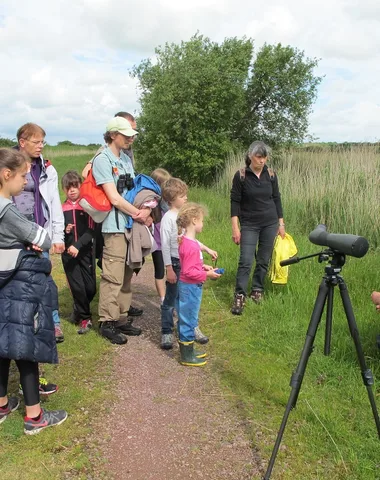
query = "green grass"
xmin=191 ymin=186 xmax=380 ymax=479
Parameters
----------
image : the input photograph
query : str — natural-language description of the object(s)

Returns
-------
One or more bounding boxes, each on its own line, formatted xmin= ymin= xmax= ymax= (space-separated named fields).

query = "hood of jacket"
xmin=0 ymin=197 xmax=12 ymax=219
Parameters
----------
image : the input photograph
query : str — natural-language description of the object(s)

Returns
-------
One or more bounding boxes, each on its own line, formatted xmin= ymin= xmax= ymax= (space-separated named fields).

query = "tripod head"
xmin=280 ymin=248 xmax=345 ymax=268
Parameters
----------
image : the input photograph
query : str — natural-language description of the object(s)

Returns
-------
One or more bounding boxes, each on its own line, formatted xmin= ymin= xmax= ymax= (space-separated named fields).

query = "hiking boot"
xmin=161 ymin=333 xmax=173 ymax=350
xmin=0 ymin=397 xmax=20 ymax=424
xmin=19 ymin=378 xmax=58 ymax=396
xmin=24 ymin=409 xmax=68 ymax=435
xmin=78 ymin=319 xmax=92 ymax=335
xmin=179 ymin=341 xmax=207 ymax=367
xmin=231 ymin=293 xmax=246 ymax=315
xmin=127 ymin=306 xmax=143 ymax=317
xmin=194 ymin=326 xmax=209 ymax=344
xmin=115 ymin=319 xmax=142 ymax=336
xmin=100 ymin=321 xmax=128 ymax=345
xmin=250 ymin=290 xmax=264 ymax=304
xmin=55 ymin=324 xmax=64 ymax=343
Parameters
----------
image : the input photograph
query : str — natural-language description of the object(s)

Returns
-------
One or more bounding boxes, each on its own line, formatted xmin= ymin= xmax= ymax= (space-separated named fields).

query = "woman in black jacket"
xmin=230 ymin=141 xmax=285 ymax=315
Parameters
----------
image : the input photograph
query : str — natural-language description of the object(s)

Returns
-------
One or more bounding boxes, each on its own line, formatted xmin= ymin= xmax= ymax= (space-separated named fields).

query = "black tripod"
xmin=264 ymin=249 xmax=380 ymax=480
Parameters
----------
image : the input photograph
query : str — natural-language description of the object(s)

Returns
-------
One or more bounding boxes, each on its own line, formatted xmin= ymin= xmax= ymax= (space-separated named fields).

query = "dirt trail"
xmin=99 ymin=260 xmax=262 ymax=479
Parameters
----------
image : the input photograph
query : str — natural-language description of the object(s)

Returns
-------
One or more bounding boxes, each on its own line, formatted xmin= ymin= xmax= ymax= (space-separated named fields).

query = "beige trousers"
xmin=98 ymin=233 xmax=134 ymax=322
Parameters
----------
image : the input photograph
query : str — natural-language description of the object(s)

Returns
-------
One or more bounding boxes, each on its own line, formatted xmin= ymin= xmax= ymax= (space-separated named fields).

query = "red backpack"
xmin=79 ymin=167 xmax=112 ymax=223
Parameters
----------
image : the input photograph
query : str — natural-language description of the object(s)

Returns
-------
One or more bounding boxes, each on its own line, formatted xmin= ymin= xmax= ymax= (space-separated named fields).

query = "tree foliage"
xmin=132 ymin=34 xmax=322 ymax=184
xmin=0 ymin=137 xmax=16 ymax=147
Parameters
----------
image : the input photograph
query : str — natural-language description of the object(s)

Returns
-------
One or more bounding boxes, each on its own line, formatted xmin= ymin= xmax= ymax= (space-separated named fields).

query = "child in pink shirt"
xmin=176 ymin=203 xmax=220 ymax=366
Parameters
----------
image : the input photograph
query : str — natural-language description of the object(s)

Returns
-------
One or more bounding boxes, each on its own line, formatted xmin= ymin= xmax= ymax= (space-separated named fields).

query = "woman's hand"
xmin=144 ymin=215 xmax=153 ymax=228
xmin=133 ymin=208 xmax=151 ymax=224
xmin=278 ymin=225 xmax=286 ymax=239
xmin=232 ymin=229 xmax=241 ymax=245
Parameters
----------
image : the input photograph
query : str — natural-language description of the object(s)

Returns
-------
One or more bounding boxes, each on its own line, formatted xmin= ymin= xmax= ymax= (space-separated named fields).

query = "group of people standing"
xmin=0 ymin=111 xmax=286 ymax=435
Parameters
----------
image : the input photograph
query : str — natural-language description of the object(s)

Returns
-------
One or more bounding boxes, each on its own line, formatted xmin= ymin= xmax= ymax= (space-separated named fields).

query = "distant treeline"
xmin=0 ymin=138 xmax=101 ymax=149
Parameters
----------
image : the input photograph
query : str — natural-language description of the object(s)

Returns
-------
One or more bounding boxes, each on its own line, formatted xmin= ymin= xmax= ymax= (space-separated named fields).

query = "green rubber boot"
xmin=194 ymin=349 xmax=207 ymax=359
xmin=179 ymin=341 xmax=207 ymax=367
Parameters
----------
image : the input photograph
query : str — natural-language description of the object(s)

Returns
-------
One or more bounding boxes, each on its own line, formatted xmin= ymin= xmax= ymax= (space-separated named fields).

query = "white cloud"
xmin=0 ymin=0 xmax=379 ymax=143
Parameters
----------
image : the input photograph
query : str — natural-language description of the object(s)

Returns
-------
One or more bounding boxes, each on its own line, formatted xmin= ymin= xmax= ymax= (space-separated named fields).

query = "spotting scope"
xmin=308 ymin=224 xmax=369 ymax=258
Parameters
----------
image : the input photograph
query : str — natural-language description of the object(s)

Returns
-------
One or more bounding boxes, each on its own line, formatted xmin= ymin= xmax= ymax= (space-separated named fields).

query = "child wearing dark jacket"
xmin=0 ymin=148 xmax=67 ymax=434
xmin=61 ymin=171 xmax=96 ymax=334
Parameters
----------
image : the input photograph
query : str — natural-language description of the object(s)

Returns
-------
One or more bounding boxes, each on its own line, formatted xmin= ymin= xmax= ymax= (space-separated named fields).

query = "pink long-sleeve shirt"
xmin=179 ymin=236 xmax=207 ymax=284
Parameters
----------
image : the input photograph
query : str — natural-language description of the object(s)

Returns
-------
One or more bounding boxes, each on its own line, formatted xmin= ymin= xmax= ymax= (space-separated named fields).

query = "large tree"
xmin=132 ymin=34 xmax=322 ymax=184
xmin=239 ymin=43 xmax=321 ymax=147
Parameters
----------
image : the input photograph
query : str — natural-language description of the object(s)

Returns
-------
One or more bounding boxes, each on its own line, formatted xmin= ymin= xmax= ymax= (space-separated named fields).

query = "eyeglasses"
xmin=22 ymin=138 xmax=47 ymax=146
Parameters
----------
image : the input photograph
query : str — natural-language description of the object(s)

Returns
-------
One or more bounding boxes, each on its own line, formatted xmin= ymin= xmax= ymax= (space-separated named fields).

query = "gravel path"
xmin=100 ymin=259 xmax=262 ymax=479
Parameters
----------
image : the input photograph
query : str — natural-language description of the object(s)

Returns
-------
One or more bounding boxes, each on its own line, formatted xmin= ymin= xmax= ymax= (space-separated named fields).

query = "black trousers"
xmin=0 ymin=358 xmax=40 ymax=406
xmin=62 ymin=249 xmax=97 ymax=321
xmin=235 ymin=222 xmax=278 ymax=296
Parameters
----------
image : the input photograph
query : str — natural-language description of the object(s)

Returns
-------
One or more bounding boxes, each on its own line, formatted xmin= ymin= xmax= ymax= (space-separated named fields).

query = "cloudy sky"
xmin=0 ymin=0 xmax=379 ymax=145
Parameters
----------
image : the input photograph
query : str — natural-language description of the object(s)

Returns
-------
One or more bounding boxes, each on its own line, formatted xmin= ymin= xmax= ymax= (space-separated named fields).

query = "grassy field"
xmin=1 ymin=145 xmax=380 ymax=479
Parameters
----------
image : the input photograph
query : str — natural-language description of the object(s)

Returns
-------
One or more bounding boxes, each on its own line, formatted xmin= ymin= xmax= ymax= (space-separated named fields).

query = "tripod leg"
xmin=264 ymin=280 xmax=329 ymax=480
xmin=338 ymin=279 xmax=380 ymax=438
xmin=324 ymin=285 xmax=334 ymax=356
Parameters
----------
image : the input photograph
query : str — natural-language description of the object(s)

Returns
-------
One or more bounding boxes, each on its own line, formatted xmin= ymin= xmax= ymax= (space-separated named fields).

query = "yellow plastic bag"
xmin=269 ymin=233 xmax=298 ymax=285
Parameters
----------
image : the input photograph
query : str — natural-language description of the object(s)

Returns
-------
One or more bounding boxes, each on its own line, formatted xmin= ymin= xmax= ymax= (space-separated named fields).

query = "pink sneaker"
xmin=78 ymin=319 xmax=92 ymax=335
xmin=54 ymin=324 xmax=64 ymax=343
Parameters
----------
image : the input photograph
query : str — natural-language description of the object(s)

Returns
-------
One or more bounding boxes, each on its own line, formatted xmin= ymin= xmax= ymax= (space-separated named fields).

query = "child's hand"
xmin=207 ymin=269 xmax=221 ymax=280
xmin=207 ymin=249 xmax=218 ymax=261
xmin=53 ymin=243 xmax=65 ymax=254
xmin=203 ymin=264 xmax=214 ymax=271
xmin=27 ymin=244 xmax=43 ymax=252
xmin=67 ymin=246 xmax=79 ymax=258
xmin=205 ymin=246 xmax=218 ymax=262
xmin=166 ymin=267 xmax=177 ymax=284
xmin=65 ymin=223 xmax=74 ymax=234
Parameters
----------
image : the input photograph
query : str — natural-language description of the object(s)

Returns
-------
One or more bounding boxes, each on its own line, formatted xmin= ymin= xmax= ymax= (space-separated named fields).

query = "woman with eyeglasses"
xmin=14 ymin=123 xmax=65 ymax=344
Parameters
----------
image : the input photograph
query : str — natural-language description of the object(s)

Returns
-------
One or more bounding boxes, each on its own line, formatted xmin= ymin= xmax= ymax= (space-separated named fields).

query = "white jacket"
xmin=38 ymin=156 xmax=64 ymax=245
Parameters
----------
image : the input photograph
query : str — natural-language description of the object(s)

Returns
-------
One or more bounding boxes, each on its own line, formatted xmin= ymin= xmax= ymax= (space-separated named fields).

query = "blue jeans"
xmin=235 ymin=223 xmax=278 ymax=296
xmin=178 ymin=281 xmax=203 ymax=342
xmin=42 ymin=252 xmax=61 ymax=326
xmin=161 ymin=257 xmax=180 ymax=334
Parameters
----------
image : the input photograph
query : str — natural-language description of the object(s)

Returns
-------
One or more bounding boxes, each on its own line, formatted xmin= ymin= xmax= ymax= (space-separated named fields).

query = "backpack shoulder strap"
xmin=239 ymin=167 xmax=246 ymax=184
xmin=267 ymin=167 xmax=275 ymax=181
